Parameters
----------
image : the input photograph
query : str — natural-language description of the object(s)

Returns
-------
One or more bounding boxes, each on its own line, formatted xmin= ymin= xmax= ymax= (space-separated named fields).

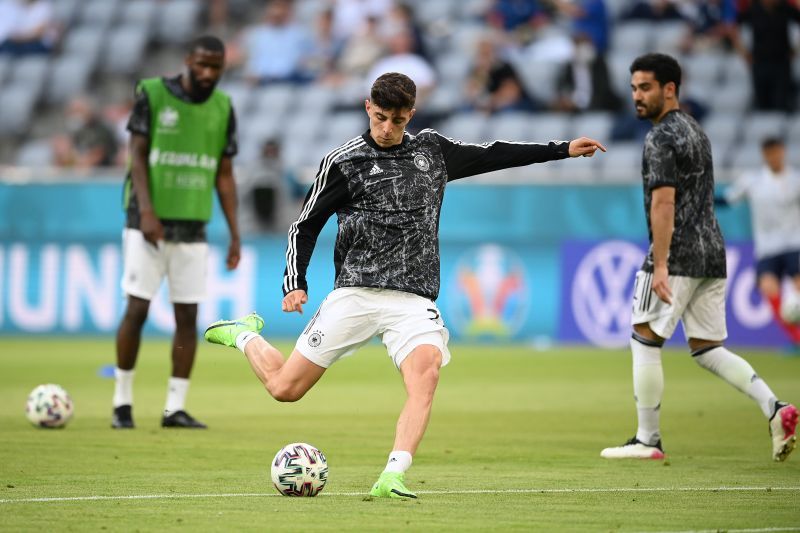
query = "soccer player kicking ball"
xmin=205 ymin=72 xmax=605 ymax=498
xmin=600 ymin=53 xmax=797 ymax=462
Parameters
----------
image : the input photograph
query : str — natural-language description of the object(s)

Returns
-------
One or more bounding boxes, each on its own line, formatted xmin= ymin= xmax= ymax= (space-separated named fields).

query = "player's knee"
xmin=268 ymin=382 xmax=305 ymax=403
xmin=124 ymin=302 xmax=149 ymax=325
xmin=173 ymin=305 xmax=197 ymax=329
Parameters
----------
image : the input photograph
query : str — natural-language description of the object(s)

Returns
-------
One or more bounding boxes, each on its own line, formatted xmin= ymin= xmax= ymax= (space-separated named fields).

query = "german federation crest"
xmin=413 ymin=153 xmax=430 ymax=171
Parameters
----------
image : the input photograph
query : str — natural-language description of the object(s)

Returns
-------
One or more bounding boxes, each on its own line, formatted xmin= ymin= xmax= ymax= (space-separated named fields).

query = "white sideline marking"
xmin=0 ymin=486 xmax=799 ymax=504
xmin=644 ymin=529 xmax=800 ymax=533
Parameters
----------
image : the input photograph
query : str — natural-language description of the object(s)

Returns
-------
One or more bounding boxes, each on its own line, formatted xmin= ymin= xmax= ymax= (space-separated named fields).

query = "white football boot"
xmin=769 ymin=402 xmax=798 ymax=462
xmin=601 ymin=437 xmax=665 ymax=459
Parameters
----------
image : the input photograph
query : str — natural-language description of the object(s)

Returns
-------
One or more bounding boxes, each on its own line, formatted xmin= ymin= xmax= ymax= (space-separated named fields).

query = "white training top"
xmin=725 ymin=165 xmax=800 ymax=259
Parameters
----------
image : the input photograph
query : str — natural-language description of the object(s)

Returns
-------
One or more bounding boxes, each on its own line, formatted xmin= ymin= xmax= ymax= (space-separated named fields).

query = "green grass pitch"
xmin=1 ymin=338 xmax=798 ymax=531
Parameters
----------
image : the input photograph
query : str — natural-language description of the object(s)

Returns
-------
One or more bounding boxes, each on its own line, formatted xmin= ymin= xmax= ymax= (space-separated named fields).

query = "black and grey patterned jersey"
xmin=641 ymin=110 xmax=726 ymax=278
xmin=284 ymin=129 xmax=570 ymax=300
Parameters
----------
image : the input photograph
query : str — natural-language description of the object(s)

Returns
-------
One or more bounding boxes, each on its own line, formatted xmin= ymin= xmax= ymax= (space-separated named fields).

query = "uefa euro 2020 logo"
xmin=447 ymin=244 xmax=529 ymax=339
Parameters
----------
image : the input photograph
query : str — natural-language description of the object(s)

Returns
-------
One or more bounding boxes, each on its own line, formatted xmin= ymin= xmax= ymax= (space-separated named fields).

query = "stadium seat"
xmin=435 ymin=52 xmax=471 ymax=86
xmin=599 ymin=142 xmax=641 ymax=182
xmin=414 ymin=0 xmax=457 ymax=23
xmin=16 ymin=139 xmax=54 ymax=167
xmin=703 ymin=113 xmax=743 ymax=145
xmin=120 ymin=0 xmax=158 ymax=32
xmin=513 ymin=58 xmax=560 ymax=103
xmin=53 ymin=0 xmax=81 ymax=26
xmin=607 ymin=52 xmax=636 ymax=101
xmin=422 ymin=83 xmax=460 ymax=115
xmin=156 ymin=0 xmax=201 ymax=45
xmin=218 ymin=81 xmax=253 ymax=116
xmin=252 ymin=84 xmax=295 ymax=118
xmin=488 ymin=112 xmax=534 ymax=141
xmin=63 ymin=25 xmax=106 ymax=73
xmin=326 ymin=111 xmax=367 ymax=141
xmin=294 ymin=84 xmax=336 ymax=114
xmin=683 ymin=52 xmax=724 ymax=87
xmin=9 ymin=56 xmax=49 ymax=101
xmin=0 ymin=56 xmax=10 ymax=86
xmin=0 ymin=86 xmax=37 ymax=134
xmin=721 ymin=55 xmax=750 ymax=85
xmin=708 ymin=83 xmax=751 ymax=114
xmin=710 ymin=140 xmax=732 ymax=171
xmin=652 ymin=22 xmax=690 ymax=56
xmin=611 ymin=23 xmax=653 ymax=56
xmin=551 ymin=151 xmax=602 ymax=182
xmin=448 ymin=24 xmax=486 ymax=55
xmin=46 ymin=55 xmax=93 ymax=104
xmin=742 ymin=112 xmax=788 ymax=144
xmin=605 ymin=0 xmax=630 ymax=19
xmin=79 ymin=0 xmax=120 ymax=29
xmin=572 ymin=112 xmax=614 ymax=143
xmin=529 ymin=113 xmax=572 ymax=142
xmin=729 ymin=143 xmax=763 ymax=170
xmin=436 ymin=112 xmax=489 ymax=144
xmin=103 ymin=24 xmax=149 ymax=75
xmin=787 ymin=117 xmax=800 ymax=145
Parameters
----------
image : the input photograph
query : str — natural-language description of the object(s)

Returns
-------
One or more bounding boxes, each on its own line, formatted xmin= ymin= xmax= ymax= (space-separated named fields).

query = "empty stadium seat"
xmin=63 ymin=25 xmax=105 ymax=72
xmin=729 ymin=143 xmax=763 ymax=170
xmin=16 ymin=139 xmax=53 ymax=167
xmin=702 ymin=113 xmax=743 ymax=144
xmin=9 ymin=56 xmax=49 ymax=100
xmin=708 ymin=83 xmax=751 ymax=113
xmin=53 ymin=0 xmax=81 ymax=26
xmin=218 ymin=81 xmax=253 ymax=116
xmin=572 ymin=112 xmax=614 ymax=142
xmin=103 ymin=24 xmax=149 ymax=74
xmin=0 ymin=86 xmax=37 ymax=134
xmin=79 ymin=0 xmax=120 ymax=29
xmin=120 ymin=0 xmax=158 ymax=33
xmin=294 ymin=84 xmax=336 ymax=114
xmin=46 ymin=55 xmax=93 ymax=104
xmin=252 ymin=84 xmax=295 ymax=117
xmin=0 ymin=56 xmax=10 ymax=86
xmin=529 ymin=113 xmax=572 ymax=141
xmin=156 ymin=0 xmax=201 ymax=45
xmin=488 ymin=112 xmax=534 ymax=141
xmin=721 ymin=55 xmax=750 ymax=85
xmin=599 ymin=142 xmax=642 ymax=181
xmin=652 ymin=22 xmax=689 ymax=55
xmin=436 ymin=112 xmax=489 ymax=144
xmin=683 ymin=52 xmax=724 ymax=86
xmin=742 ymin=112 xmax=788 ymax=144
xmin=435 ymin=52 xmax=471 ymax=86
xmin=611 ymin=23 xmax=653 ymax=56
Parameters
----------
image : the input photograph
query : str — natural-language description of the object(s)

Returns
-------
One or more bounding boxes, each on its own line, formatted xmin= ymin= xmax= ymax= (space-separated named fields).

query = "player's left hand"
xmin=568 ymin=137 xmax=607 ymax=158
xmin=226 ymin=237 xmax=241 ymax=270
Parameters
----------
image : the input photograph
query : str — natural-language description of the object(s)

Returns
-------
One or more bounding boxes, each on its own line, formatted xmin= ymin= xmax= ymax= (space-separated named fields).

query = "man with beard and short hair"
xmin=600 ymin=53 xmax=797 ymax=462
xmin=112 ymin=35 xmax=241 ymax=430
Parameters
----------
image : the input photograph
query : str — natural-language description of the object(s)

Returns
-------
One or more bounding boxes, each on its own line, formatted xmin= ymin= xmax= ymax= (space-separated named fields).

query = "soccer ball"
xmin=26 ymin=384 xmax=73 ymax=428
xmin=781 ymin=290 xmax=800 ymax=325
xmin=270 ymin=442 xmax=328 ymax=497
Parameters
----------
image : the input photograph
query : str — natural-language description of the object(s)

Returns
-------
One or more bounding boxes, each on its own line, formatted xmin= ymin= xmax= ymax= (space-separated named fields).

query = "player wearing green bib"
xmin=112 ymin=36 xmax=241 ymax=430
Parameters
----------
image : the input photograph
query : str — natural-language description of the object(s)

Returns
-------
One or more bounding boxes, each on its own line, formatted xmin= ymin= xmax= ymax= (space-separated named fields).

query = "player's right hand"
xmin=282 ymin=290 xmax=308 ymax=314
xmin=652 ymin=265 xmax=673 ymax=305
xmin=140 ymin=209 xmax=163 ymax=247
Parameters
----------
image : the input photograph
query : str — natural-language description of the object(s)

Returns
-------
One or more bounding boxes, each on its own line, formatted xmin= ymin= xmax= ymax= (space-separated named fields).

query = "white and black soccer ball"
xmin=26 ymin=384 xmax=73 ymax=428
xmin=271 ymin=442 xmax=328 ymax=497
xmin=781 ymin=290 xmax=800 ymax=325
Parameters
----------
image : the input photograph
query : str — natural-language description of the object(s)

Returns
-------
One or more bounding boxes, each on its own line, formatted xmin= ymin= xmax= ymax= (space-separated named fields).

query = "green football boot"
xmin=369 ymin=472 xmax=417 ymax=499
xmin=204 ymin=312 xmax=264 ymax=348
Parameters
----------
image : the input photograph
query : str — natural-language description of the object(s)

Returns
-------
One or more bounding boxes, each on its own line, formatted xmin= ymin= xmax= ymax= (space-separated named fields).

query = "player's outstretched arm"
xmin=568 ymin=137 xmax=607 ymax=158
xmin=282 ymin=290 xmax=308 ymax=314
xmin=216 ymin=156 xmax=241 ymax=270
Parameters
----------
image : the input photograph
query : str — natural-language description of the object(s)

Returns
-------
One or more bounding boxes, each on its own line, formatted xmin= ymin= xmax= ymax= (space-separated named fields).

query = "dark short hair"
xmin=762 ymin=136 xmax=784 ymax=150
xmin=188 ymin=35 xmax=226 ymax=56
xmin=630 ymin=53 xmax=681 ymax=97
xmin=370 ymin=72 xmax=416 ymax=110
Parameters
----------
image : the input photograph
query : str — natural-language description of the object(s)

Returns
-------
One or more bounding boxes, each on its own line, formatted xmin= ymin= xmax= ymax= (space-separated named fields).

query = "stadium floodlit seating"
xmin=79 ymin=0 xmax=120 ymax=29
xmin=46 ymin=55 xmax=93 ymax=104
xmin=0 ymin=86 xmax=37 ymax=134
xmin=156 ymin=0 xmax=201 ymax=45
xmin=103 ymin=24 xmax=150 ymax=75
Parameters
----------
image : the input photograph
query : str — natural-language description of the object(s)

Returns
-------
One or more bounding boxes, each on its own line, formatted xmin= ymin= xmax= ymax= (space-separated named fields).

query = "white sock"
xmin=113 ymin=368 xmax=135 ymax=407
xmin=631 ymin=336 xmax=664 ymax=446
xmin=383 ymin=451 xmax=412 ymax=474
xmin=693 ymin=346 xmax=777 ymax=418
xmin=235 ymin=331 xmax=259 ymax=353
xmin=164 ymin=377 xmax=190 ymax=416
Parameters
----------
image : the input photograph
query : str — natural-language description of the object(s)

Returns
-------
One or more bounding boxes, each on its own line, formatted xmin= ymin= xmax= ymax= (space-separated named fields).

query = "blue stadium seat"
xmin=46 ymin=55 xmax=93 ymax=104
xmin=0 ymin=56 xmax=10 ymax=86
xmin=0 ymin=86 xmax=37 ymax=134
xmin=53 ymin=0 xmax=81 ymax=26
xmin=218 ymin=81 xmax=253 ymax=116
xmin=120 ymin=0 xmax=158 ymax=34
xmin=16 ymin=139 xmax=53 ymax=167
xmin=708 ymin=83 xmax=751 ymax=114
xmin=252 ymin=84 xmax=295 ymax=117
xmin=529 ymin=113 xmax=572 ymax=142
xmin=703 ymin=113 xmax=743 ymax=145
xmin=572 ymin=112 xmax=614 ymax=143
xmin=611 ymin=23 xmax=653 ymax=56
xmin=79 ymin=0 xmax=120 ymax=29
xmin=9 ymin=56 xmax=49 ymax=101
xmin=436 ymin=112 xmax=489 ymax=144
xmin=652 ymin=22 xmax=689 ymax=56
xmin=742 ymin=112 xmax=788 ymax=144
xmin=488 ymin=112 xmax=534 ymax=141
xmin=63 ymin=25 xmax=105 ymax=73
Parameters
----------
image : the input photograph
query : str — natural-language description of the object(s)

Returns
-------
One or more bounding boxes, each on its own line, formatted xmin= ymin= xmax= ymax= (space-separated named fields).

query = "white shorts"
xmin=295 ymin=287 xmax=451 ymax=370
xmin=120 ymin=228 xmax=208 ymax=304
xmin=630 ymin=271 xmax=727 ymax=341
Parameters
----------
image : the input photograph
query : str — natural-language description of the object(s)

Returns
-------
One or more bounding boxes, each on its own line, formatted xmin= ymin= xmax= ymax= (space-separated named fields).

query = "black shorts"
xmin=756 ymin=250 xmax=800 ymax=279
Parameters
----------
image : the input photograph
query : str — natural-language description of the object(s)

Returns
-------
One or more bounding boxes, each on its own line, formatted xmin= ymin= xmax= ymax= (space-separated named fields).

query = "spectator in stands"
xmin=553 ymin=34 xmax=621 ymax=112
xmin=366 ymin=28 xmax=436 ymax=104
xmin=335 ymin=15 xmax=385 ymax=82
xmin=486 ymin=0 xmax=549 ymax=33
xmin=231 ymin=0 xmax=313 ymax=85
xmin=304 ymin=7 xmax=344 ymax=82
xmin=382 ymin=2 xmax=429 ymax=60
xmin=331 ymin=0 xmax=394 ymax=42
xmin=464 ymin=34 xmax=538 ymax=114
xmin=51 ymin=96 xmax=118 ymax=169
xmin=622 ymin=0 xmax=686 ymax=21
xmin=0 ymin=0 xmax=56 ymax=56
xmin=555 ymin=0 xmax=611 ymax=55
xmin=683 ymin=0 xmax=737 ymax=52
xmin=732 ymin=0 xmax=800 ymax=112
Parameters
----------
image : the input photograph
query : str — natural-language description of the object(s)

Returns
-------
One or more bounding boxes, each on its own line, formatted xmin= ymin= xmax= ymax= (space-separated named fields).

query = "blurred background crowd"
xmin=0 ymin=0 xmax=797 ymax=201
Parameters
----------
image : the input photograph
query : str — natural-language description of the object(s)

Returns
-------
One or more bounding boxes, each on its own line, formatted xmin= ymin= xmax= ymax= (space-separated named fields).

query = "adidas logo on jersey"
xmin=369 ymin=164 xmax=383 ymax=176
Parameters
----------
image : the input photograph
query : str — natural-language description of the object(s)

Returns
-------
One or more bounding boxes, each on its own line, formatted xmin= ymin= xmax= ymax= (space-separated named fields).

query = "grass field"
xmin=1 ymin=338 xmax=798 ymax=532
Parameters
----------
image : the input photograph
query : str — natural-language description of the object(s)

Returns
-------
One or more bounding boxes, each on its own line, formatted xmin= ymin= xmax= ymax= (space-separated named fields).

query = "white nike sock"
xmin=631 ymin=336 xmax=664 ymax=446
xmin=113 ymin=368 xmax=135 ymax=407
xmin=164 ymin=377 xmax=190 ymax=416
xmin=383 ymin=451 xmax=412 ymax=474
xmin=693 ymin=346 xmax=777 ymax=418
xmin=235 ymin=331 xmax=259 ymax=353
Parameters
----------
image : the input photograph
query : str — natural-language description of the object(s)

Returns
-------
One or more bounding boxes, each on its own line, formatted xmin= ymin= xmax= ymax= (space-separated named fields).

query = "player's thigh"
xmin=294 ymin=288 xmax=380 ymax=369
xmin=630 ymin=271 xmax=700 ymax=340
xmin=121 ymin=228 xmax=165 ymax=300
xmin=380 ymin=291 xmax=451 ymax=370
xmin=166 ymin=241 xmax=208 ymax=304
xmin=682 ymin=278 xmax=727 ymax=342
xmin=399 ymin=344 xmax=443 ymax=394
